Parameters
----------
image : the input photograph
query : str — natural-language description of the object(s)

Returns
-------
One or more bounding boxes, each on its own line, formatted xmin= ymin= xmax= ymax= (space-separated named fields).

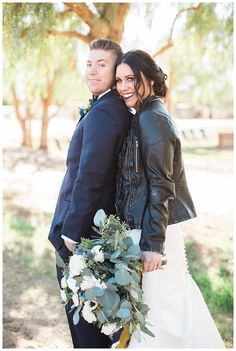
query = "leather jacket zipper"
xmin=134 ymin=139 xmax=139 ymax=173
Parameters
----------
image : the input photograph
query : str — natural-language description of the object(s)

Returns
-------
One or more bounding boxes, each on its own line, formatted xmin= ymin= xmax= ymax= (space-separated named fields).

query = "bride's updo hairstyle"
xmin=117 ymin=50 xmax=168 ymax=105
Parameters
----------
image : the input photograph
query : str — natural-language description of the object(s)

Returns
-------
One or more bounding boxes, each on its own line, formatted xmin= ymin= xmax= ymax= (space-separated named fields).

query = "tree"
xmin=3 ymin=3 xmax=84 ymax=149
xmin=164 ymin=3 xmax=233 ymax=115
xmin=47 ymin=3 xmax=130 ymax=44
xmin=3 ymin=2 xmax=131 ymax=149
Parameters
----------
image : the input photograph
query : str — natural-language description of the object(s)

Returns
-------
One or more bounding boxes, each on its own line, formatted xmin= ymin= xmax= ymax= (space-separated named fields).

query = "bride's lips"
xmin=121 ymin=93 xmax=134 ymax=101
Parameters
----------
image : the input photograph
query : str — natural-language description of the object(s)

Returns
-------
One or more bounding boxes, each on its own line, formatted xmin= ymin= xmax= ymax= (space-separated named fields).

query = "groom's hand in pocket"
xmin=64 ymin=240 xmax=77 ymax=252
xmin=142 ymin=251 xmax=163 ymax=272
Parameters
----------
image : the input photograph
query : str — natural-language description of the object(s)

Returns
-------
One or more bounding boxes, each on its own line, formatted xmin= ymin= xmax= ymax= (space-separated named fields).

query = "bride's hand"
xmin=141 ymin=251 xmax=163 ymax=272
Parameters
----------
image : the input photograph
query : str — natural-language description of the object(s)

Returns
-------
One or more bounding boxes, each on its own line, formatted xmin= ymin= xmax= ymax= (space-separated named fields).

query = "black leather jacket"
xmin=116 ymin=96 xmax=197 ymax=254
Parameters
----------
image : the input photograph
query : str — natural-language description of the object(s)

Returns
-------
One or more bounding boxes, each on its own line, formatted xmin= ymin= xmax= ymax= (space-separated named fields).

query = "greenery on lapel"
xmin=78 ymin=101 xmax=93 ymax=119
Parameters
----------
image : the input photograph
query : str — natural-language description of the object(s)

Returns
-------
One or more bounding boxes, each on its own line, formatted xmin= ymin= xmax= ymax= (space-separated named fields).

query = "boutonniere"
xmin=79 ymin=101 xmax=93 ymax=119
xmin=78 ymin=97 xmax=98 ymax=119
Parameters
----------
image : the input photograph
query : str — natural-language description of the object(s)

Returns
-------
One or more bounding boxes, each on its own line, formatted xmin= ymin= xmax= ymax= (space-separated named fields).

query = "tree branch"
xmin=47 ymin=29 xmax=92 ymax=43
xmin=64 ymin=3 xmax=96 ymax=27
xmin=58 ymin=8 xmax=74 ymax=19
xmin=153 ymin=3 xmax=203 ymax=58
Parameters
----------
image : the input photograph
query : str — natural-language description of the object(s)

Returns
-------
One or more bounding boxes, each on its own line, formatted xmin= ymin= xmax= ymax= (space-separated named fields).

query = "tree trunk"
xmin=11 ymin=86 xmax=32 ymax=147
xmin=39 ymin=70 xmax=57 ymax=150
xmin=40 ymin=103 xmax=49 ymax=150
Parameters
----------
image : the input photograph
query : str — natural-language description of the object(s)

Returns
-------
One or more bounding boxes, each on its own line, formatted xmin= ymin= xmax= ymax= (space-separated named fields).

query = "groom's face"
xmin=86 ymin=49 xmax=117 ymax=96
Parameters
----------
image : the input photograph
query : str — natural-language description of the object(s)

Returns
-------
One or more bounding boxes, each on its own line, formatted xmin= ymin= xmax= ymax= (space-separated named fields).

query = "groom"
xmin=48 ymin=38 xmax=132 ymax=348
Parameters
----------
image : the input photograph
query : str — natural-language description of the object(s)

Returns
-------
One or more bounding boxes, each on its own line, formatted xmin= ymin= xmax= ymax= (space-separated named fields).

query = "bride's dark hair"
xmin=116 ymin=50 xmax=168 ymax=105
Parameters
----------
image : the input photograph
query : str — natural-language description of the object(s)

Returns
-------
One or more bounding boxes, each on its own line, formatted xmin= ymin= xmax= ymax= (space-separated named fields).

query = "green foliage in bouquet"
xmin=58 ymin=209 xmax=154 ymax=338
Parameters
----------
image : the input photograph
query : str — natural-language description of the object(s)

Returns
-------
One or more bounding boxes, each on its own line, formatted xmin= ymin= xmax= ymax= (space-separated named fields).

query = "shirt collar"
xmin=96 ymin=89 xmax=111 ymax=100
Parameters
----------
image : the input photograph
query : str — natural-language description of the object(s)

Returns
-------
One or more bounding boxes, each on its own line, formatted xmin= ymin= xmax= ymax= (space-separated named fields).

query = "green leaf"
xmin=116 ymin=308 xmax=130 ymax=319
xmin=73 ymin=306 xmax=81 ymax=325
xmin=55 ymin=251 xmax=66 ymax=268
xmin=120 ymin=300 xmax=132 ymax=310
xmin=84 ymin=288 xmax=96 ymax=300
xmin=124 ymin=236 xmax=134 ymax=248
xmin=131 ymin=271 xmax=141 ymax=283
xmin=94 ymin=287 xmax=105 ymax=297
xmin=127 ymin=244 xmax=141 ymax=256
xmin=115 ymin=269 xmax=131 ymax=285
xmin=93 ymin=209 xmax=107 ymax=227
xmin=110 ymin=258 xmax=127 ymax=265
xmin=110 ymin=248 xmax=122 ymax=260
xmin=95 ymin=310 xmax=107 ymax=324
xmin=99 ymin=290 xmax=120 ymax=310
xmin=130 ymin=288 xmax=139 ymax=300
xmin=140 ymin=325 xmax=155 ymax=338
xmin=135 ymin=311 xmax=145 ymax=324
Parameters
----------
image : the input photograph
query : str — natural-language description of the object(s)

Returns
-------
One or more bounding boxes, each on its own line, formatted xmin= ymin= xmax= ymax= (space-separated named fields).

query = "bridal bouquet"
xmin=57 ymin=209 xmax=154 ymax=342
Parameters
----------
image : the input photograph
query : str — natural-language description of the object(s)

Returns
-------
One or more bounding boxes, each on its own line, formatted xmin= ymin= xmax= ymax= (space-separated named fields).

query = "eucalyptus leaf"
xmin=94 ymin=287 xmax=105 ymax=297
xmin=130 ymin=288 xmax=139 ymax=300
xmin=85 ymin=288 xmax=96 ymax=300
xmin=110 ymin=258 xmax=127 ymax=265
xmin=55 ymin=251 xmax=66 ymax=268
xmin=99 ymin=290 xmax=120 ymax=310
xmin=103 ymin=308 xmax=113 ymax=317
xmin=131 ymin=271 xmax=141 ymax=282
xmin=124 ymin=236 xmax=134 ymax=248
xmin=120 ymin=301 xmax=132 ymax=310
xmin=110 ymin=248 xmax=122 ymax=260
xmin=93 ymin=209 xmax=107 ymax=227
xmin=95 ymin=310 xmax=107 ymax=323
xmin=140 ymin=325 xmax=155 ymax=338
xmin=127 ymin=244 xmax=141 ymax=256
xmin=73 ymin=306 xmax=81 ymax=325
xmin=115 ymin=269 xmax=131 ymax=285
xmin=116 ymin=308 xmax=130 ymax=319
xmin=135 ymin=311 xmax=145 ymax=324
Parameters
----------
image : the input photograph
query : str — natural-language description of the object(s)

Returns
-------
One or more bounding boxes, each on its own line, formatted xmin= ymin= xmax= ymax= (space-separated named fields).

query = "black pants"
xmin=56 ymin=243 xmax=121 ymax=348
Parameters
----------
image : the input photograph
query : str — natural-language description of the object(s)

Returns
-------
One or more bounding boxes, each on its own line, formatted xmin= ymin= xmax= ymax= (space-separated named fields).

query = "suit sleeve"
xmin=61 ymin=107 xmax=124 ymax=242
xmin=138 ymin=111 xmax=176 ymax=253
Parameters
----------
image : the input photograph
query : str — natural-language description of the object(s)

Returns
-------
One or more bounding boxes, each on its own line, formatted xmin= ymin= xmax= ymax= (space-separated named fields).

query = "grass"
xmin=185 ymin=239 xmax=233 ymax=347
xmin=3 ymin=210 xmax=56 ymax=280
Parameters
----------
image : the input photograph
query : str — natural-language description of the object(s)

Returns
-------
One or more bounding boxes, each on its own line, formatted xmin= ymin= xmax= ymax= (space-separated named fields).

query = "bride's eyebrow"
xmin=116 ymin=74 xmax=135 ymax=79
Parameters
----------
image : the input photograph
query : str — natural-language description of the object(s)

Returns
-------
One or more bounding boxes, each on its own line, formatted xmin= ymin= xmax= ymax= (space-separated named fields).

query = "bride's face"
xmin=116 ymin=63 xmax=151 ymax=109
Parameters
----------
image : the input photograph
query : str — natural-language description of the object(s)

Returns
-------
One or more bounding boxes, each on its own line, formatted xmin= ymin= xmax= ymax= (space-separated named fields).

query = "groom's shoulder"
xmin=97 ymin=91 xmax=128 ymax=112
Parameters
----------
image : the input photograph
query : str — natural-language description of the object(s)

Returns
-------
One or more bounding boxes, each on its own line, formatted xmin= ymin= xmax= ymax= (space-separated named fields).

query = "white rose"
xmin=67 ymin=277 xmax=79 ymax=294
xmin=82 ymin=301 xmax=97 ymax=324
xmin=80 ymin=276 xmax=96 ymax=290
xmin=101 ymin=323 xmax=117 ymax=335
xmin=61 ymin=276 xmax=67 ymax=289
xmin=72 ymin=293 xmax=79 ymax=307
xmin=60 ymin=289 xmax=67 ymax=303
xmin=91 ymin=245 xmax=105 ymax=262
xmin=80 ymin=275 xmax=107 ymax=291
xmin=69 ymin=254 xmax=86 ymax=276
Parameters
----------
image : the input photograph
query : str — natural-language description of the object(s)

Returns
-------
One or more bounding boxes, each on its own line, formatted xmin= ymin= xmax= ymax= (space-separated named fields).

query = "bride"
xmin=114 ymin=49 xmax=225 ymax=348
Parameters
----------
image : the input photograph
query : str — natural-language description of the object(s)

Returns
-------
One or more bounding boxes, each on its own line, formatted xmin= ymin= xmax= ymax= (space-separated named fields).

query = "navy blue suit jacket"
xmin=48 ymin=91 xmax=132 ymax=251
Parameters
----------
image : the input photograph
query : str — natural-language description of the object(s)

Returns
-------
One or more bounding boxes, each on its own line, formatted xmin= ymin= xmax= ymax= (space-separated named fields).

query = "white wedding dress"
xmin=127 ymin=224 xmax=225 ymax=348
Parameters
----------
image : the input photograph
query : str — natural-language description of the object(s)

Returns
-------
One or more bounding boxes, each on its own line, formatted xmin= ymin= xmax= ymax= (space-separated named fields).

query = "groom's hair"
xmin=89 ymin=38 xmax=123 ymax=62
